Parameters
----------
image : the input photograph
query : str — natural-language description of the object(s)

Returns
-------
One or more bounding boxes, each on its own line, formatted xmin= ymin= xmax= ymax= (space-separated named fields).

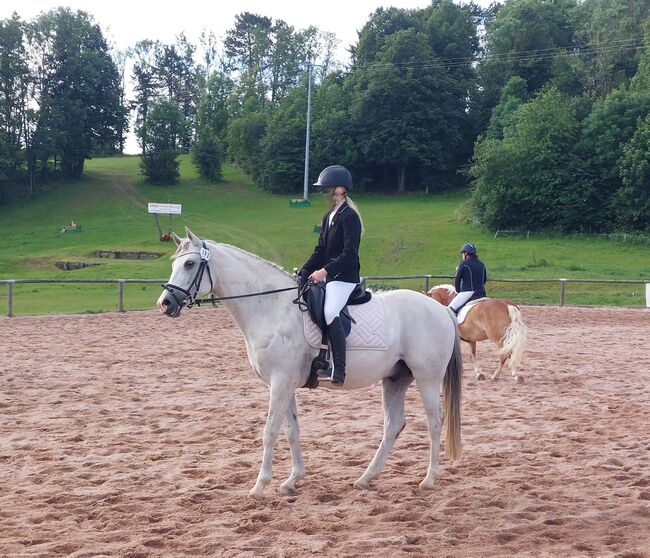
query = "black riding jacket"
xmin=301 ymin=202 xmax=362 ymax=284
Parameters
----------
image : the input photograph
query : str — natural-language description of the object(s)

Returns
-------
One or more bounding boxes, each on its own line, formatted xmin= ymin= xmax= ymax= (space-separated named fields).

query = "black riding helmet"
xmin=460 ymin=242 xmax=477 ymax=255
xmin=313 ymin=165 xmax=353 ymax=193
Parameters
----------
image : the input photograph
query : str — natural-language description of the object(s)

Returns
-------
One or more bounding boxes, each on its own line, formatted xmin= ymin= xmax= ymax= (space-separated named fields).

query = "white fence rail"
xmin=1 ymin=276 xmax=649 ymax=317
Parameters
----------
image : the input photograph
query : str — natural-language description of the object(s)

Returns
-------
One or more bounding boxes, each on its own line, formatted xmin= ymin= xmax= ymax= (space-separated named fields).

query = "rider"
xmin=448 ymin=242 xmax=488 ymax=315
xmin=300 ymin=165 xmax=364 ymax=386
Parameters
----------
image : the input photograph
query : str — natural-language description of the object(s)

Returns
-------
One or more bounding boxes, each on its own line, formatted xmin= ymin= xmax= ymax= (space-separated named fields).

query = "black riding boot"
xmin=317 ymin=317 xmax=347 ymax=385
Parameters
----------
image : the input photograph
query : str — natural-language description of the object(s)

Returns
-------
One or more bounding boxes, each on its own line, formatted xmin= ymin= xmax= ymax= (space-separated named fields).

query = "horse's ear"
xmin=184 ymin=226 xmax=200 ymax=245
xmin=171 ymin=232 xmax=182 ymax=247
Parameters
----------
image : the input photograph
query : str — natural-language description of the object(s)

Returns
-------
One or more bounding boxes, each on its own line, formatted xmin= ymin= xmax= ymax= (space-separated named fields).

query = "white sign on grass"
xmin=148 ymin=202 xmax=182 ymax=214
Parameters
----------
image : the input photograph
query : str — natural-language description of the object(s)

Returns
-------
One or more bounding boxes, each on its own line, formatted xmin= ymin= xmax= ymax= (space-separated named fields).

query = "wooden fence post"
xmin=117 ymin=279 xmax=125 ymax=312
xmin=7 ymin=280 xmax=14 ymax=317
xmin=559 ymin=278 xmax=566 ymax=306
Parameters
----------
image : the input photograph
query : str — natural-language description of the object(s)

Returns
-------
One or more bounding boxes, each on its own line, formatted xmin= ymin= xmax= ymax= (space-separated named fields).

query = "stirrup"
xmin=316 ymin=367 xmax=345 ymax=385
xmin=317 ymin=367 xmax=334 ymax=380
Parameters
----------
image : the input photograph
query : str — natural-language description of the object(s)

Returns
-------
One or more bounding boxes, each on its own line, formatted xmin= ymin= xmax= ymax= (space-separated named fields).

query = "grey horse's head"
xmin=157 ymin=227 xmax=214 ymax=318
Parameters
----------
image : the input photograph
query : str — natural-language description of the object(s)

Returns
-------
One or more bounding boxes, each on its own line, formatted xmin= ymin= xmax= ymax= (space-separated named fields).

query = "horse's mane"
xmin=171 ymin=239 xmax=194 ymax=259
xmin=434 ymin=284 xmax=457 ymax=295
xmin=173 ymin=238 xmax=293 ymax=279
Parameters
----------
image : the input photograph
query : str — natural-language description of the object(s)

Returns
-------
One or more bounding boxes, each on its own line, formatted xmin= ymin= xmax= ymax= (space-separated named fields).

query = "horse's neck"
xmin=209 ymin=243 xmax=298 ymax=336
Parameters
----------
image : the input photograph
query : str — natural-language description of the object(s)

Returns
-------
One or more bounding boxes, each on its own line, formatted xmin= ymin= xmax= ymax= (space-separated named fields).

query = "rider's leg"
xmin=448 ymin=291 xmax=474 ymax=314
xmin=326 ymin=316 xmax=346 ymax=385
xmin=318 ymin=281 xmax=356 ymax=385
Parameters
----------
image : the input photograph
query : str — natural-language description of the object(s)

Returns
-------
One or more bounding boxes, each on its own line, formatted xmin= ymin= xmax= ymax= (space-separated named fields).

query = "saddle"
xmin=294 ymin=280 xmax=372 ymax=389
xmin=299 ymin=281 xmax=372 ymax=336
xmin=457 ymin=297 xmax=487 ymax=324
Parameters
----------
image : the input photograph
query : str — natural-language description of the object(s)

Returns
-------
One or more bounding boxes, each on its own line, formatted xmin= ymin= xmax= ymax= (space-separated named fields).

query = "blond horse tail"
xmin=444 ymin=311 xmax=463 ymax=459
xmin=498 ymin=305 xmax=528 ymax=370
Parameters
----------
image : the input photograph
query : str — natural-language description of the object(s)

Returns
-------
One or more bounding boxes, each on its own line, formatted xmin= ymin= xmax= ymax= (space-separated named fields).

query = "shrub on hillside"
xmin=192 ymin=133 xmax=223 ymax=182
xmin=140 ymin=150 xmax=180 ymax=184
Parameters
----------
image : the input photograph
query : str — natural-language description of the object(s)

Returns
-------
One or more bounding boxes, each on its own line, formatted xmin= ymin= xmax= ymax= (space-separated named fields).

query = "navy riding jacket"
xmin=301 ymin=202 xmax=362 ymax=284
xmin=454 ymin=256 xmax=488 ymax=300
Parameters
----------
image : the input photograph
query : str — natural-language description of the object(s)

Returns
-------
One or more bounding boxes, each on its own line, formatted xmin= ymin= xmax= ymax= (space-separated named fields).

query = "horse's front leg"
xmin=279 ymin=394 xmax=305 ymax=495
xmin=249 ymin=382 xmax=293 ymax=500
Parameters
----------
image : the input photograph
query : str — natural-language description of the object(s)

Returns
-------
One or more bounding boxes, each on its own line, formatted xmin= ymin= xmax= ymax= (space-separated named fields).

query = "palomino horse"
xmin=157 ymin=228 xmax=462 ymax=499
xmin=427 ymin=285 xmax=528 ymax=383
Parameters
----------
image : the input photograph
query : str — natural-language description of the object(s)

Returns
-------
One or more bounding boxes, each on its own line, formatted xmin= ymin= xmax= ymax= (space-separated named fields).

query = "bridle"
xmin=162 ymin=241 xmax=216 ymax=309
xmin=162 ymin=240 xmax=298 ymax=309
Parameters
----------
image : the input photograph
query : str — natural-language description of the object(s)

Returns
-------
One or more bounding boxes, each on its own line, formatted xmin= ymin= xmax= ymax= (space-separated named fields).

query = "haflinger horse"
xmin=157 ymin=227 xmax=463 ymax=499
xmin=427 ymin=284 xmax=528 ymax=383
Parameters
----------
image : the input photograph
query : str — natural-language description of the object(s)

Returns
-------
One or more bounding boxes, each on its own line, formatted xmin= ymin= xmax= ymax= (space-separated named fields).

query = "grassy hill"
xmin=1 ymin=155 xmax=648 ymax=315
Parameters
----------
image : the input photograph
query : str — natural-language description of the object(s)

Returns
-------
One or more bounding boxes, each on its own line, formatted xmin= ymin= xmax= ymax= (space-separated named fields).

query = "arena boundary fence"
xmin=1 ymin=276 xmax=649 ymax=317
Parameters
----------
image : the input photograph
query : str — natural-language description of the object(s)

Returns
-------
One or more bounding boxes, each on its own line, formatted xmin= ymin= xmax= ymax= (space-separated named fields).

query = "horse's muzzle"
xmin=158 ymin=295 xmax=184 ymax=318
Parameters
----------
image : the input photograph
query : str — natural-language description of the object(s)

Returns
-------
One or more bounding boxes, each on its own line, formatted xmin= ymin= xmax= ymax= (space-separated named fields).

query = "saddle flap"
xmin=301 ymin=282 xmax=326 ymax=330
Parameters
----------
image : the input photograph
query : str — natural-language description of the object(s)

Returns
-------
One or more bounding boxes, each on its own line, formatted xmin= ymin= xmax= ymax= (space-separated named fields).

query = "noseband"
xmin=162 ymin=241 xmax=216 ymax=309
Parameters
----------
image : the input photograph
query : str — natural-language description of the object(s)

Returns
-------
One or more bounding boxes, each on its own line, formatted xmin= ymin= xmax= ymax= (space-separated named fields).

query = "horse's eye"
xmin=184 ymin=260 xmax=195 ymax=269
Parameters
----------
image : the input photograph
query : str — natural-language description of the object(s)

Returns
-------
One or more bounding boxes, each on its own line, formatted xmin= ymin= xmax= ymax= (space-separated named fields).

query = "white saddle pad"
xmin=303 ymin=296 xmax=387 ymax=351
xmin=457 ymin=297 xmax=487 ymax=324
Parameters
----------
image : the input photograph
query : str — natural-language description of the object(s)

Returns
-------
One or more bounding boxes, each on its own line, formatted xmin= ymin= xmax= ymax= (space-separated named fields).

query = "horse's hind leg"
xmin=249 ymin=383 xmax=293 ymax=500
xmin=491 ymin=353 xmax=508 ymax=380
xmin=417 ymin=380 xmax=443 ymax=490
xmin=354 ymin=369 xmax=413 ymax=490
xmin=279 ymin=394 xmax=305 ymax=495
xmin=468 ymin=341 xmax=485 ymax=381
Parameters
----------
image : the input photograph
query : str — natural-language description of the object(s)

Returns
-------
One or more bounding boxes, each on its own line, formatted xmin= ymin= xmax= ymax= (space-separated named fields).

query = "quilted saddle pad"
xmin=303 ymin=295 xmax=387 ymax=351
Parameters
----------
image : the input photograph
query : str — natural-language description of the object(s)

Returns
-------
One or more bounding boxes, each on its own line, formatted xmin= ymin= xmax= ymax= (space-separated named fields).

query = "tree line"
xmin=1 ymin=0 xmax=649 ymax=232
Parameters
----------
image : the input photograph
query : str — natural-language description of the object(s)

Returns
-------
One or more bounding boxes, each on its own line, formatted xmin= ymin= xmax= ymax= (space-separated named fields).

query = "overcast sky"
xmin=2 ymin=0 xmax=498 ymax=62
xmin=2 ymin=0 xmax=498 ymax=153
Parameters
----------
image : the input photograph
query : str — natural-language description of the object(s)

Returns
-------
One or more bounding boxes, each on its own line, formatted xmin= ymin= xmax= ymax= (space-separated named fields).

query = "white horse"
xmin=157 ymin=228 xmax=463 ymax=499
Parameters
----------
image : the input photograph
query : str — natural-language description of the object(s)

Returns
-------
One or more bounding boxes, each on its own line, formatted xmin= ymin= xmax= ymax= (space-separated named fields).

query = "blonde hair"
xmin=346 ymin=196 xmax=365 ymax=237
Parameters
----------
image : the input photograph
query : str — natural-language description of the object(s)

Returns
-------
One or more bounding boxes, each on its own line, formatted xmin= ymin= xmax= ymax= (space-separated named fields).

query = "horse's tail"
xmin=498 ymin=305 xmax=528 ymax=370
xmin=443 ymin=311 xmax=463 ymax=460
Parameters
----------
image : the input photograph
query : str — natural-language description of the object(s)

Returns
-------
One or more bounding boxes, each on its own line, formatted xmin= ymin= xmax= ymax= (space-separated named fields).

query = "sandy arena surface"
xmin=1 ymin=304 xmax=649 ymax=558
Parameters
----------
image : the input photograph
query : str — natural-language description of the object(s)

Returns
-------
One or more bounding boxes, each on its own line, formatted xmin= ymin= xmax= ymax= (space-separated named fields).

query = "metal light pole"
xmin=303 ymin=66 xmax=313 ymax=201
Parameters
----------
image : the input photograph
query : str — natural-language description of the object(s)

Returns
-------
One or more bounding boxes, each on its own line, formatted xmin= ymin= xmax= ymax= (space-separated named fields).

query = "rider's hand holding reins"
xmin=309 ymin=268 xmax=328 ymax=283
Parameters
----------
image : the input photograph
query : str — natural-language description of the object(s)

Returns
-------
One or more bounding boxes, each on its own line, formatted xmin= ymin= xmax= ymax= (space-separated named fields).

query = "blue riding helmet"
xmin=460 ymin=243 xmax=477 ymax=255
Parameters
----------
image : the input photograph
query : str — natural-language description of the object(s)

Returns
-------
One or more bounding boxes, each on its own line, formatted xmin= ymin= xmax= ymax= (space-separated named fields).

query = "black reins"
xmin=193 ymin=286 xmax=297 ymax=305
xmin=162 ymin=240 xmax=299 ymax=308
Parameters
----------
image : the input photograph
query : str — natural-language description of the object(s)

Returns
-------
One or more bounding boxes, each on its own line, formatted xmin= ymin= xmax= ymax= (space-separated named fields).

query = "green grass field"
xmin=1 ymin=154 xmax=648 ymax=315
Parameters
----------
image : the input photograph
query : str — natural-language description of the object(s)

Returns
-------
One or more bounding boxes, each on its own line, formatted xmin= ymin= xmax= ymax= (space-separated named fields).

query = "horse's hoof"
xmin=278 ymin=484 xmax=297 ymax=496
xmin=515 ymin=375 xmax=525 ymax=384
xmin=418 ymin=479 xmax=435 ymax=490
xmin=476 ymin=373 xmax=486 ymax=381
xmin=353 ymin=479 xmax=370 ymax=490
xmin=248 ymin=487 xmax=265 ymax=500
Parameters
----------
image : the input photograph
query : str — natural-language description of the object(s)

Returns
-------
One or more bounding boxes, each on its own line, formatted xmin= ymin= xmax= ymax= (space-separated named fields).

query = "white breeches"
xmin=324 ymin=281 xmax=357 ymax=325
xmin=448 ymin=291 xmax=474 ymax=312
